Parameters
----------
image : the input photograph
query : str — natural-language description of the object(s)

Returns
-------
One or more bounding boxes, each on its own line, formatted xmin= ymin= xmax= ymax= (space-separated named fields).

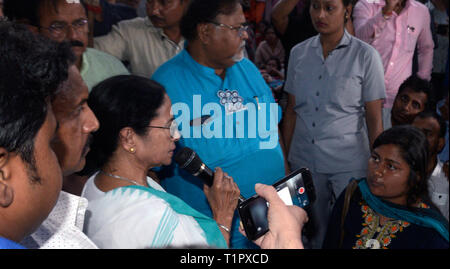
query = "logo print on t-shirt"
xmin=217 ymin=90 xmax=247 ymax=115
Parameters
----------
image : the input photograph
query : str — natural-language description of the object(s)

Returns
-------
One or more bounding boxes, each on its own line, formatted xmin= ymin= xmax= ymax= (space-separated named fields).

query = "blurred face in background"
xmin=412 ymin=116 xmax=445 ymax=158
xmin=146 ymin=0 xmax=189 ymax=30
xmin=38 ymin=0 xmax=88 ymax=66
xmin=204 ymin=3 xmax=249 ymax=68
xmin=310 ymin=0 xmax=350 ymax=36
xmin=391 ymin=88 xmax=428 ymax=126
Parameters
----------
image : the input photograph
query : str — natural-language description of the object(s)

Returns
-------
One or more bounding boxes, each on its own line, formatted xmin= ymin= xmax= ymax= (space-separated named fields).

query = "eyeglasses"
xmin=40 ymin=19 xmax=88 ymax=39
xmin=148 ymin=120 xmax=180 ymax=139
xmin=208 ymin=21 xmax=249 ymax=37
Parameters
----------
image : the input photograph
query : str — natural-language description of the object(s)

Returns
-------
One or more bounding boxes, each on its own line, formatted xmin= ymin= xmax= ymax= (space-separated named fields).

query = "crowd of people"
xmin=0 ymin=0 xmax=448 ymax=250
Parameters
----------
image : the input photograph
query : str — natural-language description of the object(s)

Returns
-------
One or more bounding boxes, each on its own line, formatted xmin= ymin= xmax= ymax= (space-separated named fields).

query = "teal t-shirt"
xmin=152 ymin=49 xmax=285 ymax=249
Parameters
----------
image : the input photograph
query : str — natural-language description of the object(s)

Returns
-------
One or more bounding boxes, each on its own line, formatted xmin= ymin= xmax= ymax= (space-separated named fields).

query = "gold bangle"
xmin=218 ymin=224 xmax=230 ymax=233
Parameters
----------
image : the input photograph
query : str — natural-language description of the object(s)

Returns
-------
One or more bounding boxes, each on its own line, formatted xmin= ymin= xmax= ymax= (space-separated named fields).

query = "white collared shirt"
xmin=94 ymin=17 xmax=184 ymax=78
xmin=21 ymin=191 xmax=98 ymax=249
xmin=428 ymin=160 xmax=449 ymax=221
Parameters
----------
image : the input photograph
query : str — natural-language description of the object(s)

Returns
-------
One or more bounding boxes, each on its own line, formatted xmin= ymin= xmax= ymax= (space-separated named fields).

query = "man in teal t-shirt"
xmin=152 ymin=0 xmax=286 ymax=249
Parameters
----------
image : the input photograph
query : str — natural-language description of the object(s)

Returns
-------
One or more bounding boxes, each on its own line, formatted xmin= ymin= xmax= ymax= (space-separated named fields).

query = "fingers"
xmin=255 ymin=183 xmax=284 ymax=206
xmin=213 ymin=168 xmax=239 ymax=193
xmin=288 ymin=206 xmax=309 ymax=225
xmin=206 ymin=167 xmax=241 ymax=204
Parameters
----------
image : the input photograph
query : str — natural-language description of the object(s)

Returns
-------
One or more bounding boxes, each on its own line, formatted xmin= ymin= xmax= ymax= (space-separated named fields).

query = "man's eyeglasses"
xmin=40 ymin=19 xmax=88 ymax=39
xmin=148 ymin=120 xmax=180 ymax=139
xmin=208 ymin=21 xmax=249 ymax=37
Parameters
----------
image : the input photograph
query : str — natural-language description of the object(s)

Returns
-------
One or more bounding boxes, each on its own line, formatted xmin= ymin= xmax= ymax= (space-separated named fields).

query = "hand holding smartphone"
xmin=238 ymin=168 xmax=315 ymax=241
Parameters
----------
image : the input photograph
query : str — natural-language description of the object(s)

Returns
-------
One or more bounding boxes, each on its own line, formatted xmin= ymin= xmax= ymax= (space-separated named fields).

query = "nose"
xmin=403 ymin=101 xmax=412 ymax=113
xmin=240 ymin=28 xmax=249 ymax=40
xmin=83 ymin=106 xmax=100 ymax=133
xmin=316 ymin=8 xmax=325 ymax=19
xmin=148 ymin=1 xmax=162 ymax=16
xmin=374 ymin=165 xmax=385 ymax=178
xmin=65 ymin=25 xmax=80 ymax=41
xmin=172 ymin=129 xmax=181 ymax=142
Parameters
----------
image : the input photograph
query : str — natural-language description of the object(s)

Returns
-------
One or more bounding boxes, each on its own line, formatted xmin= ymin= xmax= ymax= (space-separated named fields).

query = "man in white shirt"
xmin=21 ymin=61 xmax=101 ymax=249
xmin=16 ymin=28 xmax=103 ymax=249
xmin=91 ymin=0 xmax=190 ymax=77
xmin=412 ymin=110 xmax=448 ymax=221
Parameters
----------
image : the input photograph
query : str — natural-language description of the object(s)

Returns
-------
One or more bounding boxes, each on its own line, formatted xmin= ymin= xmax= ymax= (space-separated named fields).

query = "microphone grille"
xmin=174 ymin=147 xmax=203 ymax=174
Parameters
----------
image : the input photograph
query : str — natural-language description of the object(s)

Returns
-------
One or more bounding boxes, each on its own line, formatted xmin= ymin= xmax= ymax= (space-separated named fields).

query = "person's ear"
xmin=197 ymin=23 xmax=211 ymax=45
xmin=119 ymin=127 xmax=137 ymax=154
xmin=0 ymin=148 xmax=14 ymax=208
xmin=345 ymin=5 xmax=352 ymax=20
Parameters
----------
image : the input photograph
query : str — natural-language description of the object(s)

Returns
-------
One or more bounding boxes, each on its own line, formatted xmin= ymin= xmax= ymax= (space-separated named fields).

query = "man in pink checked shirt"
xmin=353 ymin=0 xmax=434 ymax=109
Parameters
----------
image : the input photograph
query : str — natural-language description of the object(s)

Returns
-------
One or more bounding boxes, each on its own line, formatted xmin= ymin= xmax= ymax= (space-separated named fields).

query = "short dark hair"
xmin=3 ymin=0 xmax=86 ymax=27
xmin=373 ymin=125 xmax=429 ymax=208
xmin=397 ymin=75 xmax=435 ymax=111
xmin=81 ymin=75 xmax=166 ymax=176
xmin=180 ymin=0 xmax=241 ymax=41
xmin=415 ymin=110 xmax=447 ymax=139
xmin=3 ymin=0 xmax=41 ymax=26
xmin=0 ymin=22 xmax=74 ymax=170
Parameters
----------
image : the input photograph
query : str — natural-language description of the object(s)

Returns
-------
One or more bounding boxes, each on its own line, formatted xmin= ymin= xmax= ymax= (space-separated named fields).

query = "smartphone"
xmin=238 ymin=168 xmax=315 ymax=241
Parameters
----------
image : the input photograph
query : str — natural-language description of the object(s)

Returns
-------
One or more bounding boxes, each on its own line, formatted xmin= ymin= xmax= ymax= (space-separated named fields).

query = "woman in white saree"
xmin=80 ymin=75 xmax=240 ymax=249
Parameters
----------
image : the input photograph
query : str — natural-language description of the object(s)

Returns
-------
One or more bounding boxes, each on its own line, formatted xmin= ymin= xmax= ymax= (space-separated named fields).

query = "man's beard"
xmin=232 ymin=41 xmax=246 ymax=63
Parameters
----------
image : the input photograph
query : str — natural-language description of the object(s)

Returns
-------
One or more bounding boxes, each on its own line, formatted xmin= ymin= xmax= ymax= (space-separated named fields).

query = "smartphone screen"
xmin=238 ymin=168 xmax=315 ymax=241
xmin=277 ymin=186 xmax=293 ymax=206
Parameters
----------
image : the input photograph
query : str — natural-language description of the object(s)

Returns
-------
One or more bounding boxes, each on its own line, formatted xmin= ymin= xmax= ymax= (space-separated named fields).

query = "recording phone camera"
xmin=238 ymin=168 xmax=315 ymax=241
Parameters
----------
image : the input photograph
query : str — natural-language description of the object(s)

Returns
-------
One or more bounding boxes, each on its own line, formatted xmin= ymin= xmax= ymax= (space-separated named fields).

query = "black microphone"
xmin=174 ymin=147 xmax=245 ymax=203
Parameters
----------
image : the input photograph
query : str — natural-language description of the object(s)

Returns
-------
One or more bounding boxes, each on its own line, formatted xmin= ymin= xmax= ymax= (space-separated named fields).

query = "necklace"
xmin=99 ymin=170 xmax=146 ymax=187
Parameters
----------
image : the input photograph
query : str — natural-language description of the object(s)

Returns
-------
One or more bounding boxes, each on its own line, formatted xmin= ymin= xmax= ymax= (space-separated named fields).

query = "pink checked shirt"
xmin=353 ymin=0 xmax=434 ymax=108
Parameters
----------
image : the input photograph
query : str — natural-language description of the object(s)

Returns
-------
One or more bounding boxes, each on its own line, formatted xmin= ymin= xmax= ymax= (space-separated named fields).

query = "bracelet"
xmin=218 ymin=224 xmax=230 ymax=233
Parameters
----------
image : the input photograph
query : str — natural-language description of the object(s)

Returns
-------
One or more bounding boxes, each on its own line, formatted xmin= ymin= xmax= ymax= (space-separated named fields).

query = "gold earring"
xmin=130 ymin=147 xmax=136 ymax=153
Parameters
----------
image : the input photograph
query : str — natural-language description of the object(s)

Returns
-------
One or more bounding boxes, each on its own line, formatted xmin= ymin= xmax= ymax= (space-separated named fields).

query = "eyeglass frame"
xmin=39 ymin=18 xmax=89 ymax=39
xmin=207 ymin=21 xmax=249 ymax=37
xmin=148 ymin=120 xmax=179 ymax=139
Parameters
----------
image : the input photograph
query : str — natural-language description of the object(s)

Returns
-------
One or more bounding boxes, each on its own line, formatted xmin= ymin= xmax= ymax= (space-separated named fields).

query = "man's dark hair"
xmin=415 ymin=110 xmax=447 ymax=139
xmin=3 ymin=0 xmax=86 ymax=27
xmin=0 ymin=21 xmax=74 ymax=174
xmin=180 ymin=0 xmax=241 ymax=41
xmin=397 ymin=74 xmax=436 ymax=111
xmin=80 ymin=75 xmax=166 ymax=176
xmin=373 ymin=125 xmax=429 ymax=208
xmin=3 ymin=0 xmax=41 ymax=26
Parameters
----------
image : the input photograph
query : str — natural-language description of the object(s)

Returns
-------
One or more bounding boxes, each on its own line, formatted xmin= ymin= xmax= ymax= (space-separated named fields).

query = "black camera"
xmin=238 ymin=168 xmax=315 ymax=241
